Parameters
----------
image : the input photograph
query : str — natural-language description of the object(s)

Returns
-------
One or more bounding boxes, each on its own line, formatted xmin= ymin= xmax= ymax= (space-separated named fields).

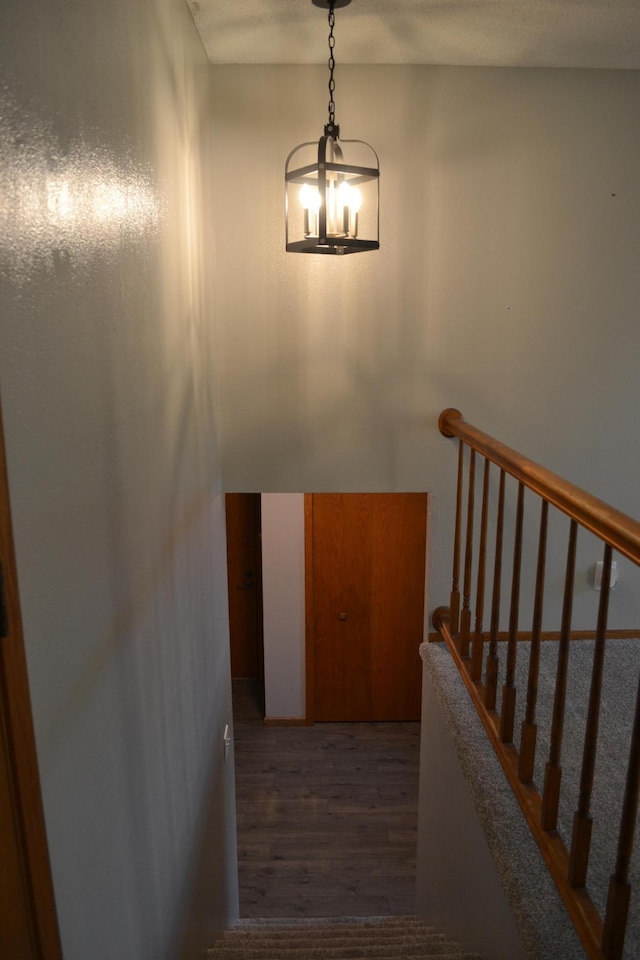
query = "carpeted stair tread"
xmin=234 ymin=918 xmax=429 ymax=927
xmin=207 ymin=944 xmax=460 ymax=958
xmin=232 ymin=917 xmax=432 ymax=933
xmin=223 ymin=917 xmax=443 ymax=937
xmin=224 ymin=925 xmax=443 ymax=944
xmin=208 ymin=946 xmax=473 ymax=959
xmin=208 ymin=932 xmax=452 ymax=953
xmin=207 ymin=917 xmax=481 ymax=960
xmin=218 ymin=933 xmax=446 ymax=947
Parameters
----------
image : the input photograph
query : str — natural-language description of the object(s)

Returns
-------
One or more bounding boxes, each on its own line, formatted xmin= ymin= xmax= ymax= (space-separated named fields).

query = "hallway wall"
xmin=0 ymin=2 xmax=237 ymax=959
xmin=261 ymin=493 xmax=306 ymax=720
xmin=211 ymin=64 xmax=640 ymax=632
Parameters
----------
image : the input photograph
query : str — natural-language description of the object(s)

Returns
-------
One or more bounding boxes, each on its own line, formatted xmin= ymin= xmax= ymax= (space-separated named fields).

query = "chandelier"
xmin=284 ymin=0 xmax=380 ymax=255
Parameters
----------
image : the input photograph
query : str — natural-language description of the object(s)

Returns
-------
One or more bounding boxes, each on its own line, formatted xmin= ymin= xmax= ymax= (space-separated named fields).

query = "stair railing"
xmin=432 ymin=408 xmax=640 ymax=960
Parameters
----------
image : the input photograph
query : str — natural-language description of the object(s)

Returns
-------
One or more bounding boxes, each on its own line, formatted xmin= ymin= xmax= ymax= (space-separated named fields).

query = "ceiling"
xmin=187 ymin=0 xmax=640 ymax=70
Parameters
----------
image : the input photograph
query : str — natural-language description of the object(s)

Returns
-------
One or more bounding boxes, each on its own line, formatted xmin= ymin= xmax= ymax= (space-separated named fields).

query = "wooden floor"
xmin=232 ymin=680 xmax=420 ymax=918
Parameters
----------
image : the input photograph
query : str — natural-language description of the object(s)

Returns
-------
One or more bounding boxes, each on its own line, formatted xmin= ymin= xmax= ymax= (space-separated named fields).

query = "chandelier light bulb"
xmin=347 ymin=185 xmax=362 ymax=213
xmin=300 ymin=184 xmax=321 ymax=236
xmin=300 ymin=183 xmax=321 ymax=211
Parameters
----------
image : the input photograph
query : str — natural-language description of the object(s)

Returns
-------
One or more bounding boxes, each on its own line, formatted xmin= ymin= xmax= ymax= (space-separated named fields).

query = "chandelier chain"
xmin=327 ymin=1 xmax=336 ymax=128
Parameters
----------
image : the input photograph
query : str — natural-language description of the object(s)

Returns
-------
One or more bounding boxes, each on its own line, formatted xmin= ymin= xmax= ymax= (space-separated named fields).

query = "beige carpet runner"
xmin=206 ymin=916 xmax=482 ymax=959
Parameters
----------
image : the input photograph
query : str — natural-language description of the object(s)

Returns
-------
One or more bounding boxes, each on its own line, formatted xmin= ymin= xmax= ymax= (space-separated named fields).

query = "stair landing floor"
xmin=232 ymin=680 xmax=420 ymax=918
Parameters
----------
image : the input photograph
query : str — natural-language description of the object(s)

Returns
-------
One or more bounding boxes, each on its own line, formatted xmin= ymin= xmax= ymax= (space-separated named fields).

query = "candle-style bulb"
xmin=300 ymin=184 xmax=321 ymax=236
xmin=337 ymin=183 xmax=362 ymax=237
xmin=348 ymin=186 xmax=362 ymax=214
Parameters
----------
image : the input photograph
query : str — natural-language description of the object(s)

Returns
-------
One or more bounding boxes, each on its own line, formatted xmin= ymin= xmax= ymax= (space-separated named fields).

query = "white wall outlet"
xmin=594 ymin=560 xmax=618 ymax=591
xmin=223 ymin=723 xmax=231 ymax=761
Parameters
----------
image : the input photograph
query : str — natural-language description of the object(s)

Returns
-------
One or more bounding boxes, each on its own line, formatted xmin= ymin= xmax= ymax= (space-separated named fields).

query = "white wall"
xmin=0 ymin=2 xmax=237 ymax=959
xmin=417 ymin=661 xmax=527 ymax=960
xmin=261 ymin=494 xmax=306 ymax=719
xmin=211 ymin=64 xmax=640 ymax=632
xmin=417 ymin=644 xmax=588 ymax=960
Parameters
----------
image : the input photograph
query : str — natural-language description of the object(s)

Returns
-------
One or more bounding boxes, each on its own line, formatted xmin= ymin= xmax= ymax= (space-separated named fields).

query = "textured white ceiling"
xmin=187 ymin=0 xmax=640 ymax=69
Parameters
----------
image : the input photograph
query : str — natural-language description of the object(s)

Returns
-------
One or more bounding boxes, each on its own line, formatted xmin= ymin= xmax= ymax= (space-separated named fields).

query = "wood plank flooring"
xmin=232 ymin=680 xmax=420 ymax=918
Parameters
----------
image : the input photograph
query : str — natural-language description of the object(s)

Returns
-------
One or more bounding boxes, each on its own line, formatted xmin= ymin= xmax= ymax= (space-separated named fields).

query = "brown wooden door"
xmin=225 ymin=494 xmax=263 ymax=681
xmin=0 ymin=399 xmax=62 ymax=959
xmin=309 ymin=493 xmax=427 ymax=722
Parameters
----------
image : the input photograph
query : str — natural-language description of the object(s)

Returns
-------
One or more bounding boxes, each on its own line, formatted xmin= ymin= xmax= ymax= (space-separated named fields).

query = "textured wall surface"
xmin=211 ymin=64 xmax=640 ymax=631
xmin=0 ymin=1 xmax=237 ymax=958
xmin=261 ymin=493 xmax=306 ymax=719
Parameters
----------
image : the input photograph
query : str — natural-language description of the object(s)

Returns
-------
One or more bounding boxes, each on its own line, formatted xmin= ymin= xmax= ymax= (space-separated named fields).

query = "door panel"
xmin=312 ymin=494 xmax=373 ymax=721
xmin=0 ymin=710 xmax=36 ymax=959
xmin=370 ymin=494 xmax=426 ymax=721
xmin=225 ymin=494 xmax=263 ymax=680
xmin=0 ymin=399 xmax=62 ymax=959
xmin=310 ymin=493 xmax=427 ymax=722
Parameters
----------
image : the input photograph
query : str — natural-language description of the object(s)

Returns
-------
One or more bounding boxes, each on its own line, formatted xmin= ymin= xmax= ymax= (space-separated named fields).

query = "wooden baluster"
xmin=500 ymin=482 xmax=524 ymax=744
xmin=450 ymin=440 xmax=464 ymax=637
xmin=471 ymin=459 xmax=490 ymax=681
xmin=602 ymin=669 xmax=640 ymax=960
xmin=569 ymin=544 xmax=612 ymax=889
xmin=541 ymin=519 xmax=578 ymax=832
xmin=460 ymin=449 xmax=476 ymax=661
xmin=485 ymin=469 xmax=505 ymax=711
xmin=519 ymin=499 xmax=549 ymax=783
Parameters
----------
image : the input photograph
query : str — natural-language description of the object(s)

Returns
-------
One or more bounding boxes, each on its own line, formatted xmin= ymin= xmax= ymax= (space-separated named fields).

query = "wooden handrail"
xmin=434 ymin=408 xmax=640 ymax=960
xmin=439 ymin=409 xmax=640 ymax=567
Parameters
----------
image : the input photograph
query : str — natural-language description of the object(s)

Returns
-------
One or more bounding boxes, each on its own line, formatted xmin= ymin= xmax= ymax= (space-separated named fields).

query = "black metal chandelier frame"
xmin=284 ymin=0 xmax=380 ymax=256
